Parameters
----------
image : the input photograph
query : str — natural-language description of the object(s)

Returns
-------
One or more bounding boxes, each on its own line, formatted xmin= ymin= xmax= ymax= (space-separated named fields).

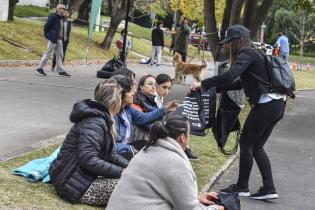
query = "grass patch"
xmin=289 ymin=55 xmax=315 ymax=64
xmin=15 ymin=5 xmax=51 ymax=18
xmin=293 ymin=70 xmax=315 ymax=90
xmin=0 ymin=17 xmax=212 ymax=61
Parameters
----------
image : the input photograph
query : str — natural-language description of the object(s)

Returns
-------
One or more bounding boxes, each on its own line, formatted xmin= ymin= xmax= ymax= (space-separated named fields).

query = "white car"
xmin=253 ymin=42 xmax=274 ymax=55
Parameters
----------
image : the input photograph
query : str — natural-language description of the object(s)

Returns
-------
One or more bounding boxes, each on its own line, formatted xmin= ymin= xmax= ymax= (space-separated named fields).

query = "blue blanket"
xmin=11 ymin=147 xmax=60 ymax=183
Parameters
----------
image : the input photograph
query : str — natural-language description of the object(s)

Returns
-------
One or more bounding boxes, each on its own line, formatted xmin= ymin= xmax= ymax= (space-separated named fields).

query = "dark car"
xmin=190 ymin=33 xmax=210 ymax=51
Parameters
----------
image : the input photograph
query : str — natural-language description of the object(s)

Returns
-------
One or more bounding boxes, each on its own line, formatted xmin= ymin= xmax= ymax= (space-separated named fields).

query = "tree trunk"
xmin=101 ymin=0 xmax=128 ymax=49
xmin=204 ymin=0 xmax=220 ymax=60
xmin=243 ymin=0 xmax=256 ymax=27
xmin=247 ymin=0 xmax=273 ymax=37
xmin=220 ymin=0 xmax=233 ymax=38
xmin=299 ymin=14 xmax=305 ymax=70
xmin=76 ymin=0 xmax=91 ymax=25
xmin=229 ymin=0 xmax=246 ymax=25
xmin=8 ymin=0 xmax=17 ymax=21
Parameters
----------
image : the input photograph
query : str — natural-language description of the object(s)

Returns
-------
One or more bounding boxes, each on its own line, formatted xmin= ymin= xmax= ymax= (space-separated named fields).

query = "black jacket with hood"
xmin=201 ymin=48 xmax=270 ymax=106
xmin=49 ymin=99 xmax=129 ymax=203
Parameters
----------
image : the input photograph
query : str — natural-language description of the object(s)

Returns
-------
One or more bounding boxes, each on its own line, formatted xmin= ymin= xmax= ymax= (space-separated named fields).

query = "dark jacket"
xmin=152 ymin=26 xmax=164 ymax=47
xmin=63 ymin=20 xmax=72 ymax=43
xmin=44 ymin=13 xmax=63 ymax=43
xmin=133 ymin=90 xmax=158 ymax=113
xmin=49 ymin=99 xmax=129 ymax=203
xmin=171 ymin=26 xmax=190 ymax=53
xmin=201 ymin=48 xmax=270 ymax=106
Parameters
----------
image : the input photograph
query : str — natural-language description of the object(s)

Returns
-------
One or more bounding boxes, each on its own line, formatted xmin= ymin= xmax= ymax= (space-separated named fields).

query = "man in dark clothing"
xmin=36 ymin=4 xmax=71 ymax=77
xmin=51 ymin=9 xmax=72 ymax=72
xmin=150 ymin=21 xmax=164 ymax=67
xmin=170 ymin=17 xmax=191 ymax=62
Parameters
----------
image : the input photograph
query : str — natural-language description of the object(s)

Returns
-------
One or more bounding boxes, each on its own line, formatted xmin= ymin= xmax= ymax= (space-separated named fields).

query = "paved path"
xmin=210 ymin=90 xmax=315 ymax=210
xmin=0 ymin=61 xmax=214 ymax=161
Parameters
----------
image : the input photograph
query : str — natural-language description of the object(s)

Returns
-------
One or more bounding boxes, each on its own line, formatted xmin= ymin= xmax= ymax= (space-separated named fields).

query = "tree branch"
xmin=229 ymin=0 xmax=246 ymax=25
xmin=248 ymin=0 xmax=273 ymax=37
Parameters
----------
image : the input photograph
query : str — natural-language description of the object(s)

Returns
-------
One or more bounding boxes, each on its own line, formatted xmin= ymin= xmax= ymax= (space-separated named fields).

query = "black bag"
xmin=249 ymin=54 xmax=295 ymax=98
xmin=96 ymin=56 xmax=124 ymax=79
xmin=176 ymin=88 xmax=216 ymax=136
xmin=216 ymin=192 xmax=241 ymax=210
xmin=212 ymin=92 xmax=241 ymax=156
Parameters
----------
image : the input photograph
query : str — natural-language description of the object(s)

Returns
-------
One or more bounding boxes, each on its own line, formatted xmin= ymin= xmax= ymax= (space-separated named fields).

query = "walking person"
xmin=275 ymin=32 xmax=289 ymax=62
xmin=150 ymin=21 xmax=164 ymax=67
xmin=191 ymin=25 xmax=286 ymax=200
xmin=51 ymin=9 xmax=72 ymax=72
xmin=36 ymin=4 xmax=71 ymax=77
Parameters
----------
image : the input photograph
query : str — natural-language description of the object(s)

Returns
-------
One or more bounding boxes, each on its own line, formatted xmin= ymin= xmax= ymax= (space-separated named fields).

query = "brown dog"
xmin=173 ymin=52 xmax=208 ymax=84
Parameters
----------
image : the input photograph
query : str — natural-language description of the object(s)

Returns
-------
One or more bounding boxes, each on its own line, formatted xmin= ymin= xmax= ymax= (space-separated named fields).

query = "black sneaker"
xmin=185 ymin=148 xmax=199 ymax=161
xmin=36 ymin=68 xmax=47 ymax=76
xmin=250 ymin=187 xmax=279 ymax=200
xmin=59 ymin=71 xmax=71 ymax=77
xmin=220 ymin=184 xmax=251 ymax=197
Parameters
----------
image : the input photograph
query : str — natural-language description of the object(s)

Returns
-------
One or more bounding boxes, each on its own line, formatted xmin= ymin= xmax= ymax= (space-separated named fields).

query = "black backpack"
xmin=249 ymin=54 xmax=295 ymax=98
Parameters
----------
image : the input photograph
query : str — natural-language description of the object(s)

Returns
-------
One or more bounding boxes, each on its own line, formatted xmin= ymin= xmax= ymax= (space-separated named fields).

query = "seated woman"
xmin=49 ymin=79 xmax=129 ymax=206
xmin=133 ymin=74 xmax=158 ymax=112
xmin=155 ymin=73 xmax=173 ymax=108
xmin=106 ymin=113 xmax=224 ymax=210
xmin=112 ymin=75 xmax=177 ymax=160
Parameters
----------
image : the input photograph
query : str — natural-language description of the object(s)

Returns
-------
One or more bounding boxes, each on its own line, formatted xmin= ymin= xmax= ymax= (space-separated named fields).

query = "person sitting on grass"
xmin=49 ymin=79 xmax=128 ymax=206
xmin=155 ymin=73 xmax=173 ymax=108
xmin=112 ymin=75 xmax=177 ymax=160
xmin=106 ymin=113 xmax=224 ymax=210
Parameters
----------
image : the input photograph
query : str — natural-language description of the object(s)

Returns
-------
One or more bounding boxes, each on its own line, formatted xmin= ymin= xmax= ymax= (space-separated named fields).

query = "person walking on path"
xmin=191 ymin=25 xmax=286 ymax=200
xmin=36 ymin=4 xmax=71 ymax=77
xmin=275 ymin=32 xmax=289 ymax=62
xmin=51 ymin=9 xmax=72 ymax=72
xmin=170 ymin=17 xmax=191 ymax=62
xmin=150 ymin=21 xmax=164 ymax=67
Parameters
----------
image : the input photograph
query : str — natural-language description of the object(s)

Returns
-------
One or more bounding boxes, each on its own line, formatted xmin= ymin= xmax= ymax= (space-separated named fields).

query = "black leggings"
xmin=237 ymin=99 xmax=286 ymax=190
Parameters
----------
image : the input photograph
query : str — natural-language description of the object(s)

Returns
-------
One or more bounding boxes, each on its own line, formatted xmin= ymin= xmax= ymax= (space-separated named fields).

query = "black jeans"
xmin=237 ymin=99 xmax=286 ymax=190
xmin=52 ymin=41 xmax=68 ymax=69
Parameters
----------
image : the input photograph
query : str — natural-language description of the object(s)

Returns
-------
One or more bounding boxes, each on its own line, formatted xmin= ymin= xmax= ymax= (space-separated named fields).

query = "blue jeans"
xmin=279 ymin=52 xmax=289 ymax=62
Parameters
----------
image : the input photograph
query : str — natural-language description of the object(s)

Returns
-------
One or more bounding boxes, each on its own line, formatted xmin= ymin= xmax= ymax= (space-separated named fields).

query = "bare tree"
xmin=204 ymin=0 xmax=274 ymax=61
xmin=286 ymin=11 xmax=315 ymax=69
xmin=101 ymin=0 xmax=131 ymax=49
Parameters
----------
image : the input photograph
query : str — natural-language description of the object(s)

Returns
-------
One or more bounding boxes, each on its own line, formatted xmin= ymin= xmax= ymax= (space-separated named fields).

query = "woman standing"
xmin=191 ymin=25 xmax=286 ymax=200
xmin=49 ymin=79 xmax=129 ymax=206
xmin=106 ymin=114 xmax=224 ymax=210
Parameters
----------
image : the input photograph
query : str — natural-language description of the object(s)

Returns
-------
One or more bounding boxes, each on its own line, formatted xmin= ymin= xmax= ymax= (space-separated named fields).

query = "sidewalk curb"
xmin=201 ymin=152 xmax=239 ymax=193
xmin=0 ymin=133 xmax=66 ymax=163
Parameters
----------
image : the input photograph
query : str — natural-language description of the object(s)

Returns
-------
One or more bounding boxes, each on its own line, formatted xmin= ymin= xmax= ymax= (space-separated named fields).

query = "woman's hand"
xmin=165 ymin=100 xmax=179 ymax=112
xmin=190 ymin=82 xmax=202 ymax=92
xmin=198 ymin=192 xmax=224 ymax=210
xmin=198 ymin=192 xmax=217 ymax=205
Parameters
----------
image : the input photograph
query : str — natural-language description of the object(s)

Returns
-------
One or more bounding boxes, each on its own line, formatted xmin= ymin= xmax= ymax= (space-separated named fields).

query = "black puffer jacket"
xmin=49 ymin=99 xmax=129 ymax=203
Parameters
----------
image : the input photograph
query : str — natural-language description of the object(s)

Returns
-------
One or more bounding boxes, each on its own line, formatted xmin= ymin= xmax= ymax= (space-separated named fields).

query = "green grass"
xmin=15 ymin=5 xmax=51 ymax=18
xmin=293 ymin=70 xmax=315 ymax=90
xmin=289 ymin=55 xmax=315 ymax=64
xmin=0 ymin=145 xmax=99 ymax=209
xmin=0 ymin=15 xmax=212 ymax=61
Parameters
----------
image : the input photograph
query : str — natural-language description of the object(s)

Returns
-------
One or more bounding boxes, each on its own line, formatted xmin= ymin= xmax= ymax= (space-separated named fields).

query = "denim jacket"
xmin=114 ymin=106 xmax=166 ymax=155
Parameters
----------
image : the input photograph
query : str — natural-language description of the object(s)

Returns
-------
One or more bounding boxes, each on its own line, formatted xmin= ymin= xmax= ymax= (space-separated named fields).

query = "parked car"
xmin=190 ymin=33 xmax=210 ymax=51
xmin=253 ymin=42 xmax=274 ymax=55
